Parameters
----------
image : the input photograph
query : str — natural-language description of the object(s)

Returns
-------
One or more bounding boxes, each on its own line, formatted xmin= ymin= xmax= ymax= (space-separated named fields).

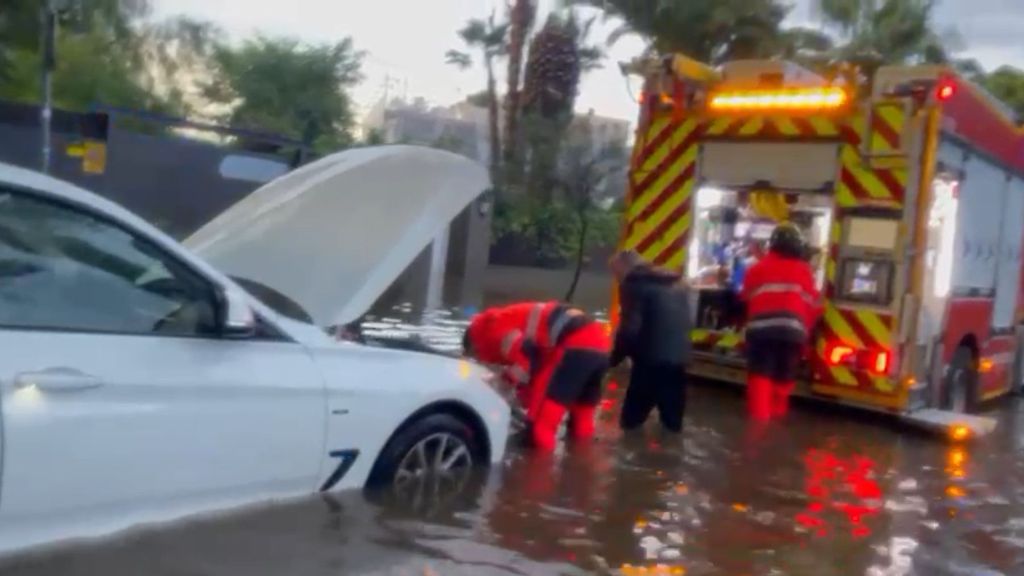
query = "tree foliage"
xmin=204 ymin=36 xmax=363 ymax=153
xmin=0 ymin=0 xmax=147 ymax=66
xmin=0 ymin=2 xmax=366 ymax=149
xmin=567 ymin=0 xmax=795 ymax=63
xmin=982 ymin=66 xmax=1024 ymax=121
xmin=447 ymin=13 xmax=508 ymax=187
xmin=813 ymin=0 xmax=958 ymax=64
xmin=503 ymin=0 xmax=537 ymax=170
xmin=558 ymin=123 xmax=627 ymax=299
xmin=0 ymin=0 xmax=185 ymax=114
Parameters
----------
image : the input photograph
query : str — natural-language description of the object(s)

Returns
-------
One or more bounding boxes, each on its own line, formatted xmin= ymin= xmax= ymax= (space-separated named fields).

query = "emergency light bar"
xmin=708 ymin=87 xmax=849 ymax=112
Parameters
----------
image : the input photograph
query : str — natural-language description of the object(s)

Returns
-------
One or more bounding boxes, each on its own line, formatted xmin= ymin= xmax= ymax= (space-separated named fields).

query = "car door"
xmin=0 ymin=186 xmax=327 ymax=554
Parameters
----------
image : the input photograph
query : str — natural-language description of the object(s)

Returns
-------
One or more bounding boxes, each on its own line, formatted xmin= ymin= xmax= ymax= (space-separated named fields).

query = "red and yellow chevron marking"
xmin=814 ymin=305 xmax=897 ymax=394
xmin=835 ymin=145 xmax=908 ymax=208
xmin=619 ymin=104 xmax=911 ymax=407
xmin=810 ymin=103 xmax=906 ymax=397
xmin=703 ymin=115 xmax=841 ymax=139
xmin=623 ymin=117 xmax=701 ymax=269
xmin=690 ymin=329 xmax=746 ymax=353
xmin=869 ymin=102 xmax=906 ymax=156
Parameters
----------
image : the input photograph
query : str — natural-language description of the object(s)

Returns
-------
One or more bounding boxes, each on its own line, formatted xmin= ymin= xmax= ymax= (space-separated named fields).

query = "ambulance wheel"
xmin=944 ymin=346 xmax=978 ymax=413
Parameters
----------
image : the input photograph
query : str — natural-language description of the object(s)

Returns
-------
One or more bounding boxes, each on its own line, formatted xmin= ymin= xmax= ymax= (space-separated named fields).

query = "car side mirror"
xmin=220 ymin=288 xmax=257 ymax=338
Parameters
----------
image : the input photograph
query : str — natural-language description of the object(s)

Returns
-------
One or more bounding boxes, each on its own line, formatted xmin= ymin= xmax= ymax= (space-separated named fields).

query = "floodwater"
xmin=1 ymin=307 xmax=1022 ymax=576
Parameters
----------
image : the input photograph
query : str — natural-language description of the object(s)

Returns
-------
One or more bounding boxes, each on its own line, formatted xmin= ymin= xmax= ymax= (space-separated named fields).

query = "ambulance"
xmin=612 ymin=54 xmax=1024 ymax=437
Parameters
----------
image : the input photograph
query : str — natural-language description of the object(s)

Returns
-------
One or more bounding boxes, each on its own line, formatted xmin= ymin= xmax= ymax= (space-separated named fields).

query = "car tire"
xmin=944 ymin=346 xmax=978 ymax=413
xmin=365 ymin=413 xmax=484 ymax=516
xmin=367 ymin=413 xmax=482 ymax=486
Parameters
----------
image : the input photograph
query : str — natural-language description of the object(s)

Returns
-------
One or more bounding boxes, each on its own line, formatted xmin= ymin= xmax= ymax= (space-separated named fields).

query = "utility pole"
xmin=40 ymin=0 xmax=57 ymax=174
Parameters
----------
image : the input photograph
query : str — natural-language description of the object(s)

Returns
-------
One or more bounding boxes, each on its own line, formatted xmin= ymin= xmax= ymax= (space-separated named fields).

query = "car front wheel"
xmin=366 ymin=413 xmax=482 ymax=512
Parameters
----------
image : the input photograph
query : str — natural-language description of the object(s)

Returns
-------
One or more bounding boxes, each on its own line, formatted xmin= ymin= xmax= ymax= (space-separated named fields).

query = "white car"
xmin=0 ymin=147 xmax=511 ymax=556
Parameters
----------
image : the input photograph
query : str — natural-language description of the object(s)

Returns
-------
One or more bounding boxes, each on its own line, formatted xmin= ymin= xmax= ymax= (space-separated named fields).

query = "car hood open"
xmin=183 ymin=145 xmax=490 ymax=327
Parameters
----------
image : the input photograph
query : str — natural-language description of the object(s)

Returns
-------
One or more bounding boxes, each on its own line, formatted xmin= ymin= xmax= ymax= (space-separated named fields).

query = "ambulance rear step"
xmin=900 ymin=409 xmax=998 ymax=442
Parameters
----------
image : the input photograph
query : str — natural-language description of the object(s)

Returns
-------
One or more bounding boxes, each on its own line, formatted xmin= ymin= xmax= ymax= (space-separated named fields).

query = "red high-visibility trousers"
xmin=521 ymin=322 xmax=608 ymax=451
xmin=747 ymin=374 xmax=773 ymax=422
xmin=772 ymin=381 xmax=795 ymax=418
xmin=532 ymin=398 xmax=598 ymax=451
xmin=748 ymin=375 xmax=794 ymax=422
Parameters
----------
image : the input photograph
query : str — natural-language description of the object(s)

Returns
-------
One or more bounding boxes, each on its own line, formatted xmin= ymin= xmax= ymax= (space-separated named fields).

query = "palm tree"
xmin=503 ymin=0 xmax=536 ymax=177
xmin=447 ymin=13 xmax=508 ymax=185
xmin=813 ymin=0 xmax=957 ymax=64
xmin=566 ymin=0 xmax=793 ymax=63
xmin=521 ymin=11 xmax=604 ymax=202
xmin=522 ymin=11 xmax=602 ymax=120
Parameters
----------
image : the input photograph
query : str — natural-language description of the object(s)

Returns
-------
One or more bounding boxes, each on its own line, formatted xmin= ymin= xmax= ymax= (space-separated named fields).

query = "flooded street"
xmin=2 ymin=307 xmax=1023 ymax=576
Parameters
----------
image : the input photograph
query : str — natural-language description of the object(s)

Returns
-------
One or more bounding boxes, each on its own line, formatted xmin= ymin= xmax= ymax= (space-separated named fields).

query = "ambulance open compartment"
xmin=686 ymin=139 xmax=837 ymax=385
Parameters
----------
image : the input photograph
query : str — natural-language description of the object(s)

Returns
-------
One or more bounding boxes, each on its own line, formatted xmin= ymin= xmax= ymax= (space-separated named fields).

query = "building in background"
xmin=363 ymin=97 xmax=486 ymax=163
xmin=362 ymin=97 xmax=495 ymax=311
xmin=364 ymin=99 xmax=631 ymax=201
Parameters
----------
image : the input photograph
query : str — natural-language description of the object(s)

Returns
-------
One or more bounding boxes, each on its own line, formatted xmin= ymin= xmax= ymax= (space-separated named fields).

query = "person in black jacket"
xmin=609 ymin=250 xmax=692 ymax=433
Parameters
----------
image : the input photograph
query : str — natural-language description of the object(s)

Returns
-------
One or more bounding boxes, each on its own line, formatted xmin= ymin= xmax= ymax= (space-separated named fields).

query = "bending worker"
xmin=740 ymin=223 xmax=822 ymax=421
xmin=463 ymin=302 xmax=610 ymax=451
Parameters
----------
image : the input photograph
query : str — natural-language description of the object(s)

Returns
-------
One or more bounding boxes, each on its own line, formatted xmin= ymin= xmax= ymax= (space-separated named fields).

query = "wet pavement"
xmin=1 ymin=309 xmax=1022 ymax=576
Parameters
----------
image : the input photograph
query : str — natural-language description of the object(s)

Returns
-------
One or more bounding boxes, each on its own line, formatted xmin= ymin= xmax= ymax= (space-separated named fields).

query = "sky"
xmin=153 ymin=0 xmax=1024 ymax=125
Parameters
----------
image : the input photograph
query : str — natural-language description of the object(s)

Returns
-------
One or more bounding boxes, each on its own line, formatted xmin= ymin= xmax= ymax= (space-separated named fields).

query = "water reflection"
xmin=1 ymin=306 xmax=1022 ymax=576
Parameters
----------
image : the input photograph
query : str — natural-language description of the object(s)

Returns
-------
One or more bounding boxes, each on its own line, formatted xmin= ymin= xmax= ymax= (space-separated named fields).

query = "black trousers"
xmin=620 ymin=362 xmax=687 ymax=433
xmin=746 ymin=334 xmax=803 ymax=382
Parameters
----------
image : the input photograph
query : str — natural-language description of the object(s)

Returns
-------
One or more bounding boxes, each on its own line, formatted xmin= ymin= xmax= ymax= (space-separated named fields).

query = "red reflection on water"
xmin=797 ymin=448 xmax=882 ymax=539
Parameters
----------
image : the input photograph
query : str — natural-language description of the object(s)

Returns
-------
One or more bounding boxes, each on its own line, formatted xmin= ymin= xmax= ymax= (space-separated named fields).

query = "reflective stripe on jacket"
xmin=466 ymin=301 xmax=603 ymax=385
xmin=740 ymin=251 xmax=821 ymax=340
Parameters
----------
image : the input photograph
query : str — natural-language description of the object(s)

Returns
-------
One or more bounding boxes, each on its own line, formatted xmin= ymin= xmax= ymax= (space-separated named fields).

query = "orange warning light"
xmin=708 ymin=87 xmax=849 ymax=112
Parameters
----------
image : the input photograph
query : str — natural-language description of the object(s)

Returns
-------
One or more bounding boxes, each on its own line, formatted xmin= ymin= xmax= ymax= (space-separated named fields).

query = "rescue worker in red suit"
xmin=463 ymin=302 xmax=610 ymax=451
xmin=740 ymin=223 xmax=822 ymax=421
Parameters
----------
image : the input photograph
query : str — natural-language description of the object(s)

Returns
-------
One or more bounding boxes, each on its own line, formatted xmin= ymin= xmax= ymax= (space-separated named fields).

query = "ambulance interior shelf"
xmin=687 ymin=186 xmax=833 ymax=332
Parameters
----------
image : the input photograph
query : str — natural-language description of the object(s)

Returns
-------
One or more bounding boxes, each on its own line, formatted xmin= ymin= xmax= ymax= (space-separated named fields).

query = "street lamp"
xmin=40 ymin=0 xmax=75 ymax=174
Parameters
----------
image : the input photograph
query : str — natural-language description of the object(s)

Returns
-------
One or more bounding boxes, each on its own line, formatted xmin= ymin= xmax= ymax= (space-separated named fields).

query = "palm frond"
xmin=445 ymin=50 xmax=472 ymax=69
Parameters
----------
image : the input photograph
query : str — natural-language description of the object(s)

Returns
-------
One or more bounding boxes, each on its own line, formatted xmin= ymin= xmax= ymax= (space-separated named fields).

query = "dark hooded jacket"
xmin=611 ymin=265 xmax=692 ymax=367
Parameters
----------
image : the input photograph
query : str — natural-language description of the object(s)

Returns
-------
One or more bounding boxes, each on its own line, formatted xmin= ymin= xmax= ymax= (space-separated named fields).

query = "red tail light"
xmin=828 ymin=344 xmax=855 ymax=366
xmin=871 ymin=351 xmax=891 ymax=375
xmin=827 ymin=343 xmax=891 ymax=374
